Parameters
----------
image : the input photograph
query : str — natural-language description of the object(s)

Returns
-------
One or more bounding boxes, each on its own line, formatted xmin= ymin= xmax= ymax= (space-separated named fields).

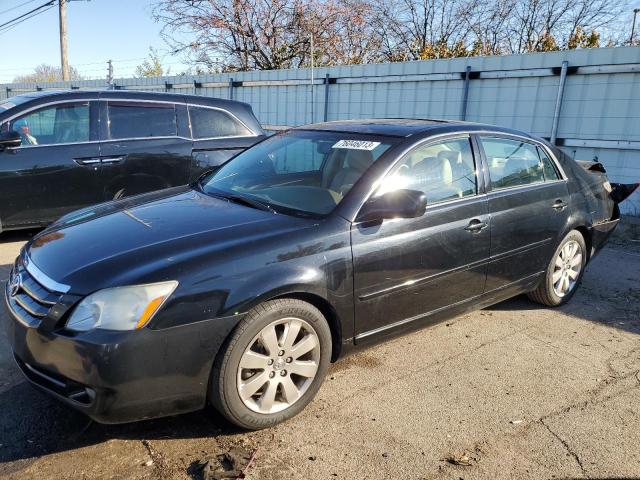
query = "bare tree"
xmin=152 ymin=0 xmax=626 ymax=71
xmin=371 ymin=0 xmax=481 ymax=60
xmin=153 ymin=0 xmax=382 ymax=71
xmin=13 ymin=64 xmax=84 ymax=83
xmin=500 ymin=0 xmax=622 ymax=53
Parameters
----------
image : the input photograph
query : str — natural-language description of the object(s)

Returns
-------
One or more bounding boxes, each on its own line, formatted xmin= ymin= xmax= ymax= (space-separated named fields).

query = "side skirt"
xmin=349 ymin=271 xmax=543 ymax=350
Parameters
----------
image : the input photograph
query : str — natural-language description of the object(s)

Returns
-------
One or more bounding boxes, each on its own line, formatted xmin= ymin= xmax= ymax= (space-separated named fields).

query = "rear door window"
xmin=8 ymin=103 xmax=89 ymax=146
xmin=480 ymin=137 xmax=545 ymax=189
xmin=189 ymin=106 xmax=251 ymax=138
xmin=108 ymin=102 xmax=177 ymax=139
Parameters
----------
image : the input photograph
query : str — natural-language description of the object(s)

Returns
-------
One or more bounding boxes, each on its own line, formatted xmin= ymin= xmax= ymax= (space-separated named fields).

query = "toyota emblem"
xmin=9 ymin=272 xmax=21 ymax=297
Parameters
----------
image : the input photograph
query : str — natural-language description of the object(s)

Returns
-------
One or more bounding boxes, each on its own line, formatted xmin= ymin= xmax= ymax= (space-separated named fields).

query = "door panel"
xmin=485 ymin=182 xmax=569 ymax=291
xmin=0 ymin=101 xmax=101 ymax=229
xmin=0 ymin=144 xmax=102 ymax=228
xmin=98 ymin=101 xmax=191 ymax=199
xmin=99 ymin=138 xmax=192 ymax=198
xmin=353 ymin=196 xmax=490 ymax=341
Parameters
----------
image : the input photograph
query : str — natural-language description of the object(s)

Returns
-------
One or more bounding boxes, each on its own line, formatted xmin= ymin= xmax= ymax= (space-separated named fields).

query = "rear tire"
xmin=527 ymin=230 xmax=587 ymax=307
xmin=210 ymin=299 xmax=332 ymax=430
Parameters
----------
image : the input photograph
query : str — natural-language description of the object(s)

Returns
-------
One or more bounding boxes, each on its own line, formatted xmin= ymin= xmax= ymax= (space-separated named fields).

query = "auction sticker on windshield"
xmin=332 ymin=140 xmax=381 ymax=150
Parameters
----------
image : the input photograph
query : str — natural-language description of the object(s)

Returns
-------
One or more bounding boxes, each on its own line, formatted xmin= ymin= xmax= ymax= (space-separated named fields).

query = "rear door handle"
xmin=464 ymin=219 xmax=488 ymax=233
xmin=100 ymin=156 xmax=125 ymax=164
xmin=552 ymin=200 xmax=568 ymax=211
xmin=74 ymin=157 xmax=101 ymax=166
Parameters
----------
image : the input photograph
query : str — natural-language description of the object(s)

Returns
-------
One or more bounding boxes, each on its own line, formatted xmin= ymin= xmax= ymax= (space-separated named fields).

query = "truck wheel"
xmin=527 ymin=230 xmax=587 ymax=307
xmin=210 ymin=299 xmax=332 ymax=430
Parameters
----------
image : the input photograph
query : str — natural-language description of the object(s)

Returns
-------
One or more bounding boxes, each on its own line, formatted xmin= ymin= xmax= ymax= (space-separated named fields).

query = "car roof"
xmin=6 ymin=89 xmax=250 ymax=109
xmin=300 ymin=118 xmax=534 ymax=139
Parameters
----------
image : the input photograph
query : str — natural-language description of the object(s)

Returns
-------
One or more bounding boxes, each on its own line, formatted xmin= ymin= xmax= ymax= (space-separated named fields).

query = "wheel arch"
xmin=268 ymin=291 xmax=343 ymax=362
xmin=573 ymin=225 xmax=592 ymax=262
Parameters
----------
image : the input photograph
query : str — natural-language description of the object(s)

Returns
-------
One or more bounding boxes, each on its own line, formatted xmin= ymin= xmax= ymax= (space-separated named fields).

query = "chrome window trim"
xmin=355 ymin=133 xmax=480 ymax=218
xmin=353 ymin=129 xmax=569 ymax=220
xmin=485 ymin=178 xmax=567 ymax=196
xmin=23 ymin=253 xmax=70 ymax=294
xmin=186 ymin=103 xmax=257 ymax=140
xmin=0 ymin=97 xmax=260 ymax=149
xmin=477 ymin=133 xmax=568 ymax=183
xmin=1 ymin=99 xmax=92 ymax=124
xmin=1 ymin=100 xmax=92 ymax=149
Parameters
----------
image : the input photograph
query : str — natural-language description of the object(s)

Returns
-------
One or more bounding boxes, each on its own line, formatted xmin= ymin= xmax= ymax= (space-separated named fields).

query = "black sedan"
xmin=0 ymin=90 xmax=264 ymax=232
xmin=3 ymin=119 xmax=636 ymax=430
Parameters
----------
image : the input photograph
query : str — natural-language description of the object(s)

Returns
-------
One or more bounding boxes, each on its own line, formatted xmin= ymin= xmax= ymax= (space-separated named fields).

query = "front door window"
xmin=8 ymin=103 xmax=89 ymax=146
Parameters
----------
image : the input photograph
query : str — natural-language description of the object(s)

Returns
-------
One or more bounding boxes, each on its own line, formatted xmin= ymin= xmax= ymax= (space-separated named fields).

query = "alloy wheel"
xmin=552 ymin=240 xmax=583 ymax=297
xmin=237 ymin=317 xmax=320 ymax=414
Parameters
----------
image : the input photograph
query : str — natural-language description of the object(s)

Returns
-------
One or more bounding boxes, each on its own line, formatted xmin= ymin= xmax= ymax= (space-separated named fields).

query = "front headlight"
xmin=66 ymin=281 xmax=178 ymax=332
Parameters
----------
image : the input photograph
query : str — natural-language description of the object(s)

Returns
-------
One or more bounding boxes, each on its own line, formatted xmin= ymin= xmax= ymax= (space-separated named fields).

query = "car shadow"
xmin=0 ymin=380 xmax=241 ymax=468
xmin=485 ymin=246 xmax=640 ymax=337
xmin=0 ymin=229 xmax=38 ymax=245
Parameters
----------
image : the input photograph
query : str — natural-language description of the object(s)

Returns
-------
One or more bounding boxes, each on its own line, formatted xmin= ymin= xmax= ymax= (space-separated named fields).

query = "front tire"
xmin=210 ymin=299 xmax=332 ymax=430
xmin=527 ymin=230 xmax=587 ymax=307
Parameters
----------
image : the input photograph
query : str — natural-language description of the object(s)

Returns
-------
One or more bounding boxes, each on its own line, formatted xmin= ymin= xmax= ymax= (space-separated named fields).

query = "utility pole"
xmin=631 ymin=8 xmax=640 ymax=45
xmin=59 ymin=0 xmax=70 ymax=81
xmin=310 ymin=34 xmax=314 ymax=124
xmin=107 ymin=59 xmax=114 ymax=87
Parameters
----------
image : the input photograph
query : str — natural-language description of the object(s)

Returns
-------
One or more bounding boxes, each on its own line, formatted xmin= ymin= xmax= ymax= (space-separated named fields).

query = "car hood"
xmin=25 ymin=186 xmax=314 ymax=294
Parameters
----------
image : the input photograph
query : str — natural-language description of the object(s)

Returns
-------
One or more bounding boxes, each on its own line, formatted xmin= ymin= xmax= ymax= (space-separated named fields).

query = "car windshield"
xmin=201 ymin=130 xmax=396 ymax=217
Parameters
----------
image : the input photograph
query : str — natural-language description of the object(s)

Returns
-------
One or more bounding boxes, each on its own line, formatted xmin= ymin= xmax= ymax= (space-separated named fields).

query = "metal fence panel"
xmin=1 ymin=46 xmax=639 ymax=214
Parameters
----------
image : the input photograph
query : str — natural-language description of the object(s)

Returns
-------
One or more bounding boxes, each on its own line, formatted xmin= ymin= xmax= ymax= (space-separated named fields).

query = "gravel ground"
xmin=0 ymin=226 xmax=639 ymax=480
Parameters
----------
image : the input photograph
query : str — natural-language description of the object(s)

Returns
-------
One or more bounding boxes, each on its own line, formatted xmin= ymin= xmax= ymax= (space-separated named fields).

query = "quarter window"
xmin=189 ymin=106 xmax=251 ymax=138
xmin=8 ymin=103 xmax=89 ymax=146
xmin=108 ymin=102 xmax=176 ymax=139
xmin=480 ymin=137 xmax=545 ymax=189
xmin=376 ymin=137 xmax=477 ymax=204
xmin=537 ymin=147 xmax=561 ymax=181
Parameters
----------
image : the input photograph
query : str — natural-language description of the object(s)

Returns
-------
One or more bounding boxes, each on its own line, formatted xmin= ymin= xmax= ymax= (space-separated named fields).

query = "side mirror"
xmin=357 ymin=189 xmax=427 ymax=223
xmin=0 ymin=131 xmax=21 ymax=151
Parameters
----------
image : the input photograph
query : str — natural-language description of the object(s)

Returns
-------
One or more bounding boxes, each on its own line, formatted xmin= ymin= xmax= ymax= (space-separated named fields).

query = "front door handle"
xmin=464 ymin=219 xmax=488 ymax=233
xmin=74 ymin=157 xmax=101 ymax=166
xmin=552 ymin=199 xmax=568 ymax=211
xmin=100 ymin=156 xmax=125 ymax=164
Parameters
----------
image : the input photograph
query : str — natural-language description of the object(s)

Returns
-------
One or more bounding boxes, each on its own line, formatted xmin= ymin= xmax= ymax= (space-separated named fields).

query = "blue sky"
xmin=0 ymin=0 xmax=189 ymax=83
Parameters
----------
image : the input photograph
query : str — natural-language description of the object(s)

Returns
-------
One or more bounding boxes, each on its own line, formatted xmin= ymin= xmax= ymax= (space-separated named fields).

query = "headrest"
xmin=346 ymin=150 xmax=374 ymax=172
xmin=438 ymin=150 xmax=461 ymax=164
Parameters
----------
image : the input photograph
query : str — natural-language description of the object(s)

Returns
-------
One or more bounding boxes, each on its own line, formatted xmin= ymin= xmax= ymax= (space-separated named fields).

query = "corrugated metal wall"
xmin=2 ymin=46 xmax=639 ymax=214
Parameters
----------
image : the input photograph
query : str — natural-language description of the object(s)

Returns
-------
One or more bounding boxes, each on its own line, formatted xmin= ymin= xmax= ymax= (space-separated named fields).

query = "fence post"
xmin=229 ymin=78 xmax=234 ymax=100
xmin=323 ymin=74 xmax=331 ymax=122
xmin=551 ymin=61 xmax=568 ymax=144
xmin=460 ymin=66 xmax=471 ymax=120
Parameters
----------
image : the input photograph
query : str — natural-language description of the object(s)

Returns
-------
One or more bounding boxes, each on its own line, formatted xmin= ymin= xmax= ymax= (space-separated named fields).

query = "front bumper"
xmin=4 ymin=278 xmax=240 ymax=424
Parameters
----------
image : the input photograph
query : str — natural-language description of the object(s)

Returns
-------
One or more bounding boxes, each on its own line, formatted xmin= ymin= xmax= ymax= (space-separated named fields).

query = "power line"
xmin=0 ymin=0 xmax=39 ymax=17
xmin=0 ymin=2 xmax=55 ymax=35
xmin=0 ymin=0 xmax=54 ymax=30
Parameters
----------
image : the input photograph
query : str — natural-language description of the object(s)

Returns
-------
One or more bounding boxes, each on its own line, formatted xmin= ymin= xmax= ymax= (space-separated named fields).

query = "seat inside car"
xmin=54 ymin=107 xmax=84 ymax=144
xmin=324 ymin=149 xmax=375 ymax=195
xmin=411 ymin=154 xmax=463 ymax=202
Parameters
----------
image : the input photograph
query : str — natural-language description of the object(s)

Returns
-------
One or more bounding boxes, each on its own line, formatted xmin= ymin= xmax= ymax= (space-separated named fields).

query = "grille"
xmin=5 ymin=257 xmax=63 ymax=328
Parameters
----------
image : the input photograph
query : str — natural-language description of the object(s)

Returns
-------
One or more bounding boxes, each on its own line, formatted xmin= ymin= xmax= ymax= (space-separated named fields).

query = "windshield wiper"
xmin=211 ymin=191 xmax=276 ymax=213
